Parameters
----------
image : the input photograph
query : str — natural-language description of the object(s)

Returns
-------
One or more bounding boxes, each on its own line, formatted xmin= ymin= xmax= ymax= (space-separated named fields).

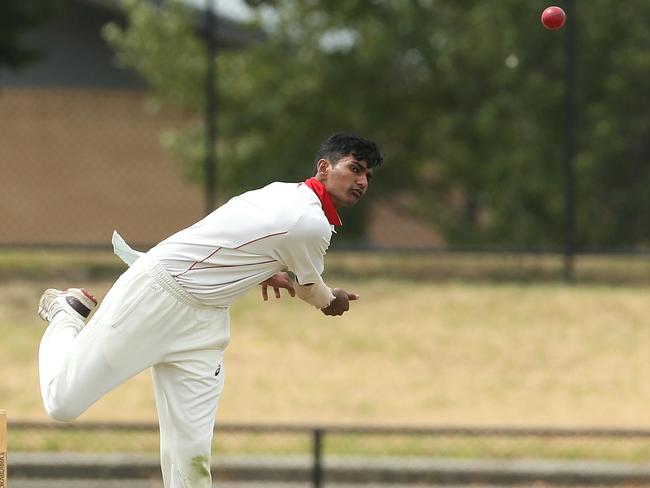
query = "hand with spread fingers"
xmin=260 ymin=272 xmax=296 ymax=301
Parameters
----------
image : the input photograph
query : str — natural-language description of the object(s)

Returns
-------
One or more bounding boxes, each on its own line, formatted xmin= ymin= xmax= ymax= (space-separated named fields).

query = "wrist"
xmin=295 ymin=281 xmax=335 ymax=308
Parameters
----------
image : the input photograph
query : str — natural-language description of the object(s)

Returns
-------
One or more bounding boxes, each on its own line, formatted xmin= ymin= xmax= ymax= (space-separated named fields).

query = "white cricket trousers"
xmin=39 ymin=255 xmax=230 ymax=488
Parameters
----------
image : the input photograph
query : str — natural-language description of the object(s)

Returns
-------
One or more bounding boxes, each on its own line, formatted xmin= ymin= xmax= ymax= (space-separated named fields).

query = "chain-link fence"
xmin=0 ymin=85 xmax=449 ymax=251
xmin=6 ymin=421 xmax=650 ymax=486
xmin=3 ymin=0 xmax=650 ymax=256
xmin=1 ymin=86 xmax=455 ymax=252
xmin=3 ymin=82 xmax=648 ymax=254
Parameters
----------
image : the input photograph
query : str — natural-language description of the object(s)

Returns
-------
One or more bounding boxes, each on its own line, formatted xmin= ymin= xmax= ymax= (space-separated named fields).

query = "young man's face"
xmin=317 ymin=155 xmax=374 ymax=207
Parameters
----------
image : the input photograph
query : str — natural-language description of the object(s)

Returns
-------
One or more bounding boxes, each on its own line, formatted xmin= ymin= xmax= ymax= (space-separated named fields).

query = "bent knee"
xmin=45 ymin=402 xmax=83 ymax=422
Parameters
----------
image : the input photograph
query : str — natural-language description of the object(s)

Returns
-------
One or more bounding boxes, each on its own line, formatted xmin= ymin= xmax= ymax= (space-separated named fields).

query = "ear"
xmin=316 ymin=159 xmax=331 ymax=176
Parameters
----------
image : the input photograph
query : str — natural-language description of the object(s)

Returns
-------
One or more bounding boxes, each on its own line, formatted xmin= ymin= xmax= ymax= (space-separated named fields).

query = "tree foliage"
xmin=106 ymin=0 xmax=649 ymax=248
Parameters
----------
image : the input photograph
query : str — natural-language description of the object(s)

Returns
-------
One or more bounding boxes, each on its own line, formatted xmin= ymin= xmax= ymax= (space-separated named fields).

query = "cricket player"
xmin=37 ymin=132 xmax=383 ymax=487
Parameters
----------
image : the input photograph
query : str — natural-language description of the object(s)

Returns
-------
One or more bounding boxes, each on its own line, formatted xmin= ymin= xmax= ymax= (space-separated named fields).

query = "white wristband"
xmin=295 ymin=281 xmax=336 ymax=309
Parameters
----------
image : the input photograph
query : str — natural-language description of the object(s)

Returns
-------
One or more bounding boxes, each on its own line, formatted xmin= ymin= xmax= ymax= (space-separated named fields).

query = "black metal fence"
xmin=7 ymin=421 xmax=650 ymax=486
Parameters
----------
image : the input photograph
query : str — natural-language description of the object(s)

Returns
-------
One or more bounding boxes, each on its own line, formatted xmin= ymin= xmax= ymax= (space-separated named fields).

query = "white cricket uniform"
xmin=39 ymin=182 xmax=336 ymax=488
xmin=148 ymin=182 xmax=335 ymax=304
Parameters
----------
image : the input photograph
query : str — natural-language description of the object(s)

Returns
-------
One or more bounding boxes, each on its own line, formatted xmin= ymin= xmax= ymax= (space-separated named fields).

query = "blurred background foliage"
xmin=99 ymin=0 xmax=647 ymax=248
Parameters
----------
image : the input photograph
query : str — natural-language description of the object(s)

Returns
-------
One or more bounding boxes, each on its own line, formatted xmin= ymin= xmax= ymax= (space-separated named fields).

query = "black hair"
xmin=314 ymin=132 xmax=384 ymax=171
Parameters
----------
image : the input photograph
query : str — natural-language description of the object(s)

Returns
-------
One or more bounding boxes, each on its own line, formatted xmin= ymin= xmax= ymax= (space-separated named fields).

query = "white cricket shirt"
xmin=147 ymin=182 xmax=334 ymax=307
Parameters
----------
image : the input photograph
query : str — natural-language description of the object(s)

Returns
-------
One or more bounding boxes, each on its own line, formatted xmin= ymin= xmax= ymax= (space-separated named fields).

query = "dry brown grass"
xmin=1 ymin=276 xmax=648 ymax=428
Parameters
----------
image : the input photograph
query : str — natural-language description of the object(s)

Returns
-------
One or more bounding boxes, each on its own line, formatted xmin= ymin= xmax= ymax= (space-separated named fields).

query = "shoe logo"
xmin=214 ymin=365 xmax=221 ymax=377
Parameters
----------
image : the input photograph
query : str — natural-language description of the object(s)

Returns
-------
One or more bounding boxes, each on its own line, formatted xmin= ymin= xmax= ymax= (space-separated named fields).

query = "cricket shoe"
xmin=38 ymin=288 xmax=98 ymax=323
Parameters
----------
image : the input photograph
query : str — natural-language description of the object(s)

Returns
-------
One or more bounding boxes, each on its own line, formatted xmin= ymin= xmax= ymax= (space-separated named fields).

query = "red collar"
xmin=303 ymin=177 xmax=342 ymax=227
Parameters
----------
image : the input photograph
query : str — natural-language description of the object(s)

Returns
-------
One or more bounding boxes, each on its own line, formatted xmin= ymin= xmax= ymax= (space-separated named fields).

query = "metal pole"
xmin=204 ymin=0 xmax=217 ymax=214
xmin=312 ymin=428 xmax=323 ymax=488
xmin=563 ymin=0 xmax=576 ymax=282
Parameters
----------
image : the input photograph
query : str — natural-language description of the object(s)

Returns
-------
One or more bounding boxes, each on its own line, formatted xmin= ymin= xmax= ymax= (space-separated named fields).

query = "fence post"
xmin=312 ymin=427 xmax=323 ymax=488
xmin=563 ymin=0 xmax=577 ymax=282
xmin=204 ymin=0 xmax=218 ymax=215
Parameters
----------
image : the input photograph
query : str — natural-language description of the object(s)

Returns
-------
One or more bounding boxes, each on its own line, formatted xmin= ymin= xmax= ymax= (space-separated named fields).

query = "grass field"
xmin=1 ymin=251 xmax=648 ymax=431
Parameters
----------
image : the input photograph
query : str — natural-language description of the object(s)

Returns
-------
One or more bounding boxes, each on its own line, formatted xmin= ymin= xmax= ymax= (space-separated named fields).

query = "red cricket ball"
xmin=541 ymin=6 xmax=566 ymax=30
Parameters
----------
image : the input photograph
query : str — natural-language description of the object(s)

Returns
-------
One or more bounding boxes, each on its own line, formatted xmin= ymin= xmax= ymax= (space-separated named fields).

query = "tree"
xmin=106 ymin=0 xmax=649 ymax=249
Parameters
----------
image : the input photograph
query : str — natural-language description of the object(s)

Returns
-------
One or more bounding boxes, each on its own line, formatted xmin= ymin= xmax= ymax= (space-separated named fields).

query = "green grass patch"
xmin=8 ymin=427 xmax=650 ymax=462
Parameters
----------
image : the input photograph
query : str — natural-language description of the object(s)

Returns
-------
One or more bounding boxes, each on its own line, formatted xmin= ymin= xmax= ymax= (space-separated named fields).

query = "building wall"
xmin=1 ymin=88 xmax=204 ymax=246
